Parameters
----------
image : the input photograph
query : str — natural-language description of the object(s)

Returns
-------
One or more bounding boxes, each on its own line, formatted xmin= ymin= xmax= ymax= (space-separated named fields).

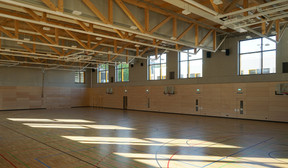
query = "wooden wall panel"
xmin=0 ymin=86 xmax=89 ymax=110
xmin=90 ymin=81 xmax=288 ymax=122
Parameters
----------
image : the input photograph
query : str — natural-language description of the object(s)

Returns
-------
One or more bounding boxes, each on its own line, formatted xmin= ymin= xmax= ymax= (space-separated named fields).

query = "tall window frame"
xmin=97 ymin=64 xmax=109 ymax=83
xmin=115 ymin=62 xmax=129 ymax=82
xmin=239 ymin=36 xmax=276 ymax=75
xmin=179 ymin=49 xmax=203 ymax=79
xmin=75 ymin=71 xmax=85 ymax=84
xmin=148 ymin=54 xmax=167 ymax=80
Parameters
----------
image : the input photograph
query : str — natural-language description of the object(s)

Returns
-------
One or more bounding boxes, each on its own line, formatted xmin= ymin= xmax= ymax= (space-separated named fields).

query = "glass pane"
xmin=161 ymin=64 xmax=166 ymax=79
xmin=100 ymin=64 xmax=105 ymax=70
xmin=97 ymin=72 xmax=100 ymax=83
xmin=149 ymin=56 xmax=157 ymax=65
xmin=80 ymin=72 xmax=84 ymax=83
xmin=263 ymin=51 xmax=276 ymax=74
xmin=117 ymin=64 xmax=122 ymax=69
xmin=240 ymin=53 xmax=261 ymax=75
xmin=187 ymin=49 xmax=195 ymax=53
xmin=189 ymin=60 xmax=202 ymax=78
xmin=116 ymin=69 xmax=121 ymax=82
xmin=240 ymin=38 xmax=261 ymax=54
xmin=154 ymin=65 xmax=161 ymax=80
xmin=122 ymin=63 xmax=129 ymax=68
xmin=263 ymin=36 xmax=276 ymax=51
xmin=180 ymin=61 xmax=188 ymax=78
xmin=149 ymin=65 xmax=156 ymax=80
xmin=160 ymin=54 xmax=166 ymax=63
xmin=189 ymin=49 xmax=203 ymax=60
xmin=154 ymin=56 xmax=161 ymax=64
xmin=123 ymin=68 xmax=129 ymax=82
xmin=99 ymin=64 xmax=108 ymax=71
xmin=100 ymin=71 xmax=106 ymax=83
xmin=75 ymin=72 xmax=79 ymax=83
xmin=180 ymin=52 xmax=188 ymax=61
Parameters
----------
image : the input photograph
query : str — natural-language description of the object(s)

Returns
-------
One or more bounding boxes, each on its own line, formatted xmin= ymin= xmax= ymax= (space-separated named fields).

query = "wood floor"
xmin=0 ymin=108 xmax=287 ymax=168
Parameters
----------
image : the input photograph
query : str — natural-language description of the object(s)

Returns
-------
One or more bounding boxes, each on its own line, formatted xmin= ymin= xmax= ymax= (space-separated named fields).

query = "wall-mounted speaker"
xmin=110 ymin=77 xmax=114 ymax=83
xmin=140 ymin=63 xmax=144 ymax=66
xmin=92 ymin=69 xmax=95 ymax=72
xmin=131 ymin=64 xmax=134 ymax=68
xmin=283 ymin=62 xmax=288 ymax=73
xmin=207 ymin=52 xmax=211 ymax=58
xmin=169 ymin=71 xmax=175 ymax=79
xmin=225 ymin=49 xmax=230 ymax=56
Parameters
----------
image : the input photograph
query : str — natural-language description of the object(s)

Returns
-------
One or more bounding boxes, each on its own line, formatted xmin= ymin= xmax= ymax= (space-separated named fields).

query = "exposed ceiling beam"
xmin=223 ymin=0 xmax=240 ymax=13
xmin=149 ymin=16 xmax=172 ymax=33
xmin=115 ymin=0 xmax=145 ymax=33
xmin=82 ymin=0 xmax=109 ymax=24
xmin=41 ymin=0 xmax=58 ymax=11
xmin=27 ymin=23 xmax=56 ymax=44
xmin=0 ymin=0 xmax=217 ymax=51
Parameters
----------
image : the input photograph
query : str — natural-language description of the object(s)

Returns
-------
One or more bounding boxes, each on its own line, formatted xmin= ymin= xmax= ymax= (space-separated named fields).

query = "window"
xmin=75 ymin=71 xmax=85 ymax=83
xmin=239 ymin=36 xmax=276 ymax=75
xmin=97 ymin=64 xmax=109 ymax=83
xmin=115 ymin=63 xmax=129 ymax=82
xmin=179 ymin=49 xmax=203 ymax=78
xmin=148 ymin=54 xmax=166 ymax=80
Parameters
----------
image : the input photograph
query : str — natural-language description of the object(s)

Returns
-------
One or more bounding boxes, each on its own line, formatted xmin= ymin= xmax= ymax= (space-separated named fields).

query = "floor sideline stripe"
xmin=201 ymin=137 xmax=274 ymax=168
xmin=0 ymin=153 xmax=18 ymax=168
xmin=7 ymin=152 xmax=31 ymax=168
xmin=0 ymin=124 xmax=100 ymax=168
xmin=35 ymin=158 xmax=50 ymax=168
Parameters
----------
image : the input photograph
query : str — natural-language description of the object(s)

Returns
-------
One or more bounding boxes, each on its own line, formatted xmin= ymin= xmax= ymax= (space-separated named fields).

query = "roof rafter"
xmin=115 ymin=0 xmax=145 ymax=33
xmin=41 ymin=0 xmax=58 ymax=11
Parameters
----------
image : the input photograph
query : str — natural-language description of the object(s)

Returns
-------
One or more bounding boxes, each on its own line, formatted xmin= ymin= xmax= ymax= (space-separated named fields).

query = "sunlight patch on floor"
xmin=22 ymin=123 xmax=136 ymax=130
xmin=7 ymin=118 xmax=95 ymax=123
xmin=61 ymin=136 xmax=241 ymax=148
xmin=114 ymin=153 xmax=288 ymax=168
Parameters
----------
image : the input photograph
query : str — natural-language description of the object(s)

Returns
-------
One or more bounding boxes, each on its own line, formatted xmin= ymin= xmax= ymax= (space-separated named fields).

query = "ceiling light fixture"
xmin=246 ymin=36 xmax=252 ymax=39
xmin=170 ymin=37 xmax=176 ymax=40
xmin=130 ymin=26 xmax=138 ymax=30
xmin=43 ymin=27 xmax=50 ymax=31
xmin=72 ymin=10 xmax=82 ymax=16
xmin=213 ymin=0 xmax=223 ymax=5
xmin=182 ymin=9 xmax=191 ymax=15
xmin=220 ymin=26 xmax=227 ymax=29
xmin=96 ymin=37 xmax=102 ymax=40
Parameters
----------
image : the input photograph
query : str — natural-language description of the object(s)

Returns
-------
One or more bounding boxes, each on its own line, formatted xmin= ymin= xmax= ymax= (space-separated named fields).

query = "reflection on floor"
xmin=0 ymin=107 xmax=287 ymax=168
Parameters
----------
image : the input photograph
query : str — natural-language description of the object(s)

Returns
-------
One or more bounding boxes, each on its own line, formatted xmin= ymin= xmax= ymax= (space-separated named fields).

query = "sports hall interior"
xmin=0 ymin=0 xmax=288 ymax=167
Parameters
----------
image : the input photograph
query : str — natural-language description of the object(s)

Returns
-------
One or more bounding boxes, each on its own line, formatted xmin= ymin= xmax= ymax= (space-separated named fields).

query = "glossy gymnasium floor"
xmin=0 ymin=107 xmax=288 ymax=168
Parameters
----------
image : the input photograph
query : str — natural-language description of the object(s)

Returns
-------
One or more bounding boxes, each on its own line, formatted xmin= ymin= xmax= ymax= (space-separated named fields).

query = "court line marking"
xmin=167 ymin=151 xmax=178 ymax=168
xmin=7 ymin=152 xmax=31 ymax=168
xmin=163 ymin=136 xmax=235 ymax=168
xmin=201 ymin=137 xmax=274 ymax=168
xmin=34 ymin=129 xmax=145 ymax=168
xmin=35 ymin=158 xmax=50 ymax=168
xmin=268 ymin=150 xmax=288 ymax=164
xmin=0 ymin=124 xmax=101 ymax=168
xmin=0 ymin=153 xmax=18 ymax=168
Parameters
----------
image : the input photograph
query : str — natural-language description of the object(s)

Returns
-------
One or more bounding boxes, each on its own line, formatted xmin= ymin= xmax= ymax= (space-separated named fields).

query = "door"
xmin=123 ymin=96 xmax=128 ymax=110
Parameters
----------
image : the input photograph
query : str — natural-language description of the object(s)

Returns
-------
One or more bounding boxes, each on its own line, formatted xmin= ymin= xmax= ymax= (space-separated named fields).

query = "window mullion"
xmin=261 ymin=38 xmax=263 ymax=74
